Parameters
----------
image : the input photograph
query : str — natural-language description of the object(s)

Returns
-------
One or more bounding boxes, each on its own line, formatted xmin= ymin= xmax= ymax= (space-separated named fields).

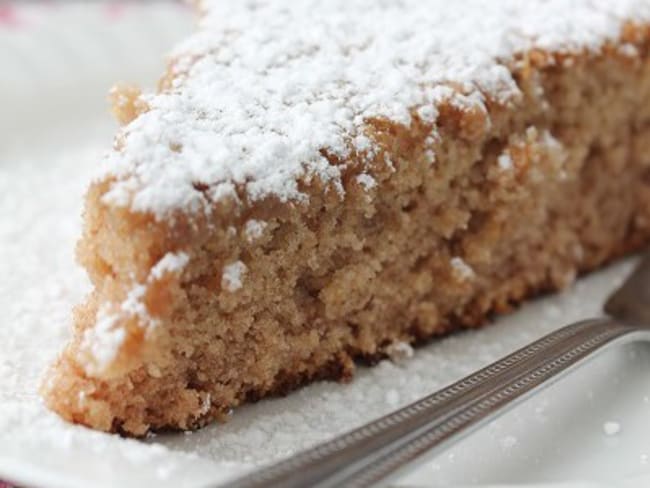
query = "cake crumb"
xmin=385 ymin=341 xmax=414 ymax=364
xmin=108 ymin=83 xmax=145 ymax=125
xmin=147 ymin=364 xmax=163 ymax=378
xmin=222 ymin=261 xmax=247 ymax=292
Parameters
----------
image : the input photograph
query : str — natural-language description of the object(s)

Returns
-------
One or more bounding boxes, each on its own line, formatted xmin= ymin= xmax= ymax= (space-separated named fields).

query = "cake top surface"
xmin=100 ymin=0 xmax=650 ymax=218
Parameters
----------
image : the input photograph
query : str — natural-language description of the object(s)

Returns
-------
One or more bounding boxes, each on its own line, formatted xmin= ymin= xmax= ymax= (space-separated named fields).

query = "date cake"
xmin=42 ymin=0 xmax=650 ymax=435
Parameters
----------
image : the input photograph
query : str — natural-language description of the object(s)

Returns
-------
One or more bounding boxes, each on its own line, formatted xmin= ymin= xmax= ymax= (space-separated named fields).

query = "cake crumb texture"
xmin=42 ymin=0 xmax=650 ymax=435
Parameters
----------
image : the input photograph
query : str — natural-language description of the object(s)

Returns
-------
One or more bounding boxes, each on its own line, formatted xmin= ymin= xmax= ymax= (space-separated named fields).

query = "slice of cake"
xmin=42 ymin=0 xmax=650 ymax=435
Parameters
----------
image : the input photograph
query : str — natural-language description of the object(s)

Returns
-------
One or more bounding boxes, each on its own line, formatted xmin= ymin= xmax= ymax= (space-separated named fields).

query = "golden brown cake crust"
xmin=42 ymin=11 xmax=650 ymax=435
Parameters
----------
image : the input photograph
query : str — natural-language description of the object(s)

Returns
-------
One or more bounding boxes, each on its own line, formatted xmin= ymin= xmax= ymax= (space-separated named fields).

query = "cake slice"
xmin=42 ymin=0 xmax=650 ymax=435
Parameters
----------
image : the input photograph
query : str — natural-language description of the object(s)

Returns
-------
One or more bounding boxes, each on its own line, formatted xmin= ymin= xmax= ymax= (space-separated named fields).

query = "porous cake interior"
xmin=43 ymin=42 xmax=650 ymax=435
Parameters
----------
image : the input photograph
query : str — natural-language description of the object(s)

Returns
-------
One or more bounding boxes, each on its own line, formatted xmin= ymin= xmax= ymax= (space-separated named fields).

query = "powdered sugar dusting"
xmin=150 ymin=251 xmax=190 ymax=280
xmin=500 ymin=435 xmax=519 ymax=450
xmin=356 ymin=173 xmax=377 ymax=190
xmin=81 ymin=252 xmax=189 ymax=374
xmin=100 ymin=0 xmax=650 ymax=218
xmin=81 ymin=306 xmax=125 ymax=370
xmin=450 ymin=257 xmax=475 ymax=281
xmin=244 ymin=219 xmax=267 ymax=243
xmin=498 ymin=152 xmax=514 ymax=171
xmin=121 ymin=284 xmax=149 ymax=319
xmin=221 ymin=261 xmax=247 ymax=292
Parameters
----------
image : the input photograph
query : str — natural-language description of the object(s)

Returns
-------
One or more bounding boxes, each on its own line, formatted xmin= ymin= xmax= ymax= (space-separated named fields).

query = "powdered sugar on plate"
xmin=603 ymin=421 xmax=622 ymax=436
xmin=101 ymin=0 xmax=650 ymax=218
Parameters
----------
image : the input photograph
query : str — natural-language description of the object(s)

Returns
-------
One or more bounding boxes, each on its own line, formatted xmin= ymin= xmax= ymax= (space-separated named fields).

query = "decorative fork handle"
xmin=221 ymin=318 xmax=646 ymax=488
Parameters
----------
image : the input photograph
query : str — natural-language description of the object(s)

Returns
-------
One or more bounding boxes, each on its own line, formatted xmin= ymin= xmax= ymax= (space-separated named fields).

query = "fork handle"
xmin=335 ymin=319 xmax=641 ymax=487
xmin=221 ymin=319 xmax=642 ymax=488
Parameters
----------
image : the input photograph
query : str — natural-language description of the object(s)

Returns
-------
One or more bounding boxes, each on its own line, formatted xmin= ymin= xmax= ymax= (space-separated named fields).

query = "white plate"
xmin=1 ymin=4 xmax=650 ymax=488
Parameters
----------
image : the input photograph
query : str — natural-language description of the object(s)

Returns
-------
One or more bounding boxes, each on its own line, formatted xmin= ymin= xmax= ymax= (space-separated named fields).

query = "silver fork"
xmin=218 ymin=252 xmax=650 ymax=488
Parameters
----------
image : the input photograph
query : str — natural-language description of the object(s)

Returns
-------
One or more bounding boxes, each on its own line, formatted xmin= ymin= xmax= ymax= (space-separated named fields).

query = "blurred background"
xmin=1 ymin=1 xmax=192 ymax=154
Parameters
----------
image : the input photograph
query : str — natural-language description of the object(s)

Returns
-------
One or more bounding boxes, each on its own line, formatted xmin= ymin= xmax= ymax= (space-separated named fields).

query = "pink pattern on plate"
xmin=0 ymin=4 xmax=20 ymax=28
xmin=105 ymin=1 xmax=128 ymax=21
